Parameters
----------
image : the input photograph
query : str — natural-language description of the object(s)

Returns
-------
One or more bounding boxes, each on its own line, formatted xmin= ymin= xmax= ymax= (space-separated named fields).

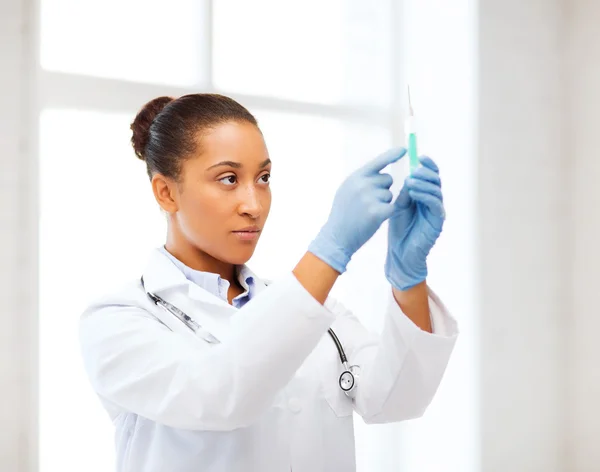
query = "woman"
xmin=79 ymin=93 xmax=458 ymax=472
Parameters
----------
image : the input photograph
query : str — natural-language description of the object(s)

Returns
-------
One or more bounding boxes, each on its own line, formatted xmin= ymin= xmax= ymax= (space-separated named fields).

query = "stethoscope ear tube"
xmin=327 ymin=328 xmax=347 ymax=364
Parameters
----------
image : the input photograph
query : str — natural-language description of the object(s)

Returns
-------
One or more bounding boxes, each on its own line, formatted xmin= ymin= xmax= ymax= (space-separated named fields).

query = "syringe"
xmin=406 ymin=86 xmax=419 ymax=174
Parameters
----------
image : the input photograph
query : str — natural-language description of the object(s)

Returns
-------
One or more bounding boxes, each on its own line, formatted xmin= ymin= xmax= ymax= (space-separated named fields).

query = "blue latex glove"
xmin=385 ymin=156 xmax=445 ymax=290
xmin=309 ymin=148 xmax=407 ymax=274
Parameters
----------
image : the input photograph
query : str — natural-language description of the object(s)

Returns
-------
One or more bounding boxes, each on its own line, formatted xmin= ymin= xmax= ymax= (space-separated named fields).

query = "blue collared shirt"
xmin=158 ymin=246 xmax=256 ymax=308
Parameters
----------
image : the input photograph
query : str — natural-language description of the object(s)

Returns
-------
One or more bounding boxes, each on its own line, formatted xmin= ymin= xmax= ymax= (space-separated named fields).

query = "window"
xmin=39 ymin=1 xmax=474 ymax=471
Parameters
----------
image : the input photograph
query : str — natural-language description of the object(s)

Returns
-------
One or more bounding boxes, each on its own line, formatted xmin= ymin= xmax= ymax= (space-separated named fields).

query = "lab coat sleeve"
xmin=79 ymin=273 xmax=336 ymax=431
xmin=327 ymin=288 xmax=458 ymax=423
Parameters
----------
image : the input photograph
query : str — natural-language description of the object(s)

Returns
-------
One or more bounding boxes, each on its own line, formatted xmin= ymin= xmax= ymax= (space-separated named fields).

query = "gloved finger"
xmin=371 ymin=172 xmax=394 ymax=189
xmin=408 ymin=190 xmax=446 ymax=218
xmin=393 ymin=183 xmax=411 ymax=209
xmin=380 ymin=202 xmax=398 ymax=221
xmin=361 ymin=147 xmax=406 ymax=175
xmin=406 ymin=178 xmax=443 ymax=201
xmin=411 ymin=166 xmax=441 ymax=186
xmin=374 ymin=188 xmax=394 ymax=203
xmin=419 ymin=156 xmax=440 ymax=173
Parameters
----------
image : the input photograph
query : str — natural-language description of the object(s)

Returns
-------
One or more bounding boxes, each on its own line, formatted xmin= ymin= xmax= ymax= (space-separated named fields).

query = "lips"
xmin=232 ymin=226 xmax=261 ymax=241
xmin=233 ymin=226 xmax=260 ymax=233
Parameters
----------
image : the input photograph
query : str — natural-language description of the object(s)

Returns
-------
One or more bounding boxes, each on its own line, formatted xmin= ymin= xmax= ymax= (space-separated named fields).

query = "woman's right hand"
xmin=307 ymin=147 xmax=406 ymax=274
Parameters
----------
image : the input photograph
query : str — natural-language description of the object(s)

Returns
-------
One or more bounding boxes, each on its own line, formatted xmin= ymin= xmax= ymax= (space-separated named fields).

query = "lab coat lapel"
xmin=183 ymin=268 xmax=270 ymax=343
xmin=141 ymin=248 xmax=269 ymax=344
xmin=142 ymin=249 xmax=233 ymax=342
xmin=163 ymin=286 xmax=236 ymax=344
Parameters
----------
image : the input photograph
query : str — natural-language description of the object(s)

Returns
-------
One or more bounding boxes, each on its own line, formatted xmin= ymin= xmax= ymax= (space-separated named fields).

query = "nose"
xmin=237 ymin=184 xmax=262 ymax=219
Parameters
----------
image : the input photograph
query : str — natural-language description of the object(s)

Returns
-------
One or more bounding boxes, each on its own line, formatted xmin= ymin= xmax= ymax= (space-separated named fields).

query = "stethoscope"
xmin=141 ymin=277 xmax=359 ymax=398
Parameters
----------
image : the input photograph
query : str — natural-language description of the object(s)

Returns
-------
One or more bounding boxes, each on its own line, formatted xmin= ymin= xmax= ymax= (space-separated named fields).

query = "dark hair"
xmin=130 ymin=94 xmax=259 ymax=181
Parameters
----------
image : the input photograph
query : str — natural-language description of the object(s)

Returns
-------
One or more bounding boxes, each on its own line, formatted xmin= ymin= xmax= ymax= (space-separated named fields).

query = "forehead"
xmin=196 ymin=121 xmax=268 ymax=164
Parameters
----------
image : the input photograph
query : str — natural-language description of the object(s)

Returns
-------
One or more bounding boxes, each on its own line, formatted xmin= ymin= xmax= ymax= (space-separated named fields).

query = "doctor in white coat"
xmin=79 ymin=93 xmax=458 ymax=472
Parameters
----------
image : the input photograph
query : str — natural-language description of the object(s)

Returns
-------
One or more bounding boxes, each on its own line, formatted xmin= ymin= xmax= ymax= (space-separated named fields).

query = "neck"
xmin=165 ymin=227 xmax=237 ymax=286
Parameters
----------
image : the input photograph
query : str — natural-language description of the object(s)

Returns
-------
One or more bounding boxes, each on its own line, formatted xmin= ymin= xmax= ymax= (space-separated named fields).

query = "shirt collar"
xmin=237 ymin=265 xmax=255 ymax=292
xmin=158 ymin=246 xmax=255 ymax=300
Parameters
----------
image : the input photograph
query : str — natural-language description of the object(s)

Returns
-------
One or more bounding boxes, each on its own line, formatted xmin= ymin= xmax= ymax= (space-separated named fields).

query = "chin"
xmin=225 ymin=244 xmax=257 ymax=266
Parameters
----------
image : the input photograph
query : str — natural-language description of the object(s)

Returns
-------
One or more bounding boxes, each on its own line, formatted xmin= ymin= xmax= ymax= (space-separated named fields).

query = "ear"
xmin=151 ymin=174 xmax=179 ymax=213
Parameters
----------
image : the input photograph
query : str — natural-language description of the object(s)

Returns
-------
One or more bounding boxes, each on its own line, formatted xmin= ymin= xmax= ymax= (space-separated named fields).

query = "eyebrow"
xmin=207 ymin=158 xmax=271 ymax=171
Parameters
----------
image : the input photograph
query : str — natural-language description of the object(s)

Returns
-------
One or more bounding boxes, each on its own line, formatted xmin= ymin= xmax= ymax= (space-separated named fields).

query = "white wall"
xmin=567 ymin=1 xmax=600 ymax=470
xmin=0 ymin=0 xmax=38 ymax=470
xmin=478 ymin=0 xmax=566 ymax=471
xmin=479 ymin=2 xmax=600 ymax=470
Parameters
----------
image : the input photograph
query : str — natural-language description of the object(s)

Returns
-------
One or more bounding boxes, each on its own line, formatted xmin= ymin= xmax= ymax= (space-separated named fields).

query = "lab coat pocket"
xmin=317 ymin=350 xmax=354 ymax=418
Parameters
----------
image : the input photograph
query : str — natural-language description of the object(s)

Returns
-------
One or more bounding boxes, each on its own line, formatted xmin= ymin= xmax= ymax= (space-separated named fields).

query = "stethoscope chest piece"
xmin=339 ymin=364 xmax=360 ymax=398
xmin=339 ymin=371 xmax=354 ymax=391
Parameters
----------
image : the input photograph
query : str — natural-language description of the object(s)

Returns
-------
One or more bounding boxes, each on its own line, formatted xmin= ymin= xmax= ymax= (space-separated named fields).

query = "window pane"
xmin=213 ymin=0 xmax=393 ymax=107
xmin=40 ymin=0 xmax=208 ymax=86
xmin=39 ymin=109 xmax=166 ymax=472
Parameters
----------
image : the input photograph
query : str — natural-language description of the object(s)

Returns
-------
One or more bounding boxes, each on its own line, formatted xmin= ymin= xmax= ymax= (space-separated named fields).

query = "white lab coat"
xmin=79 ymin=249 xmax=458 ymax=472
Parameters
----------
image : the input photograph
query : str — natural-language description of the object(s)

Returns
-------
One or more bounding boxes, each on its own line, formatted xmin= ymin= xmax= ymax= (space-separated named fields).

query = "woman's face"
xmin=163 ymin=121 xmax=272 ymax=265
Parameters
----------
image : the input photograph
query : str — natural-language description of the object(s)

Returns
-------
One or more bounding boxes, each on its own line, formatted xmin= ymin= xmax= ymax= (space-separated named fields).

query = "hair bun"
xmin=130 ymin=96 xmax=174 ymax=161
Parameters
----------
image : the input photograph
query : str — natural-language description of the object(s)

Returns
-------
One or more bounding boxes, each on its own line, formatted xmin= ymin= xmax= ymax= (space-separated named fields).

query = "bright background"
xmin=36 ymin=1 xmax=476 ymax=471
xmin=6 ymin=0 xmax=600 ymax=471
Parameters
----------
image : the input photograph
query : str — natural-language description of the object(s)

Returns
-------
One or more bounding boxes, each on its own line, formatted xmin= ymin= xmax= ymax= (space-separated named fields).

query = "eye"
xmin=219 ymin=175 xmax=237 ymax=186
xmin=259 ymin=173 xmax=271 ymax=184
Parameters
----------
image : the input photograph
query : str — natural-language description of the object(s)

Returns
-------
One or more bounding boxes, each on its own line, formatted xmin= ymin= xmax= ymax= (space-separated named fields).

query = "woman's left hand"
xmin=385 ymin=156 xmax=445 ymax=291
